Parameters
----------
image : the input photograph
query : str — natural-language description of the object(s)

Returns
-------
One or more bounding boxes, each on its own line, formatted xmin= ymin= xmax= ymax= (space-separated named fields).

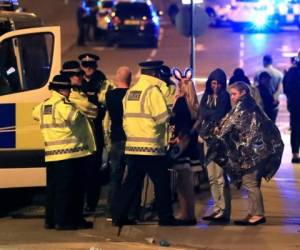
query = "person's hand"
xmin=169 ymin=137 xmax=179 ymax=145
xmin=213 ymin=127 xmax=220 ymax=135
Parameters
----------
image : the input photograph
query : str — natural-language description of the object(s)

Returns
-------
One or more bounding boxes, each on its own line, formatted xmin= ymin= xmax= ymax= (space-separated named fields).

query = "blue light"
xmin=253 ymin=14 xmax=267 ymax=28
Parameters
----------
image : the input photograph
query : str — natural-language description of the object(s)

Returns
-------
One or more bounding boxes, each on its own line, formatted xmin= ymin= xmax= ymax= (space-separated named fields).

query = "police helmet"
xmin=49 ymin=74 xmax=72 ymax=90
xmin=61 ymin=61 xmax=84 ymax=77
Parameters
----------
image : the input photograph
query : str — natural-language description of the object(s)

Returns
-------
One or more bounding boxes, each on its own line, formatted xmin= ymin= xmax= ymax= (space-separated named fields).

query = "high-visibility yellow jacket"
xmin=155 ymin=81 xmax=176 ymax=111
xmin=123 ymin=74 xmax=170 ymax=156
xmin=69 ymin=88 xmax=98 ymax=119
xmin=32 ymin=91 xmax=96 ymax=162
xmin=97 ymin=79 xmax=115 ymax=105
xmin=148 ymin=79 xmax=177 ymax=147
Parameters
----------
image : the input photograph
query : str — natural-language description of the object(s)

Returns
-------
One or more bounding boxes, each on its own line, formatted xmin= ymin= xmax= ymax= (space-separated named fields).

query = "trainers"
xmin=202 ymin=211 xmax=219 ymax=221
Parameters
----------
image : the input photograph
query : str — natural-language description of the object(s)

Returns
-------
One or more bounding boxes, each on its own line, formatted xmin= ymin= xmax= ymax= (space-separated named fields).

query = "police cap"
xmin=160 ymin=65 xmax=172 ymax=78
xmin=49 ymin=74 xmax=71 ymax=90
xmin=78 ymin=53 xmax=99 ymax=68
xmin=61 ymin=60 xmax=84 ymax=76
xmin=138 ymin=60 xmax=164 ymax=70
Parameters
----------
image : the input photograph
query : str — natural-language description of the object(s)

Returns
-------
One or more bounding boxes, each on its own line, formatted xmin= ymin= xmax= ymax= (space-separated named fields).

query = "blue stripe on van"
xmin=0 ymin=104 xmax=16 ymax=148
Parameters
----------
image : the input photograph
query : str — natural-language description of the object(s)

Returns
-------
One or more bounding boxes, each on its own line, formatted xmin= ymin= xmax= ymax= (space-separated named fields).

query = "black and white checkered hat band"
xmin=62 ymin=68 xmax=82 ymax=73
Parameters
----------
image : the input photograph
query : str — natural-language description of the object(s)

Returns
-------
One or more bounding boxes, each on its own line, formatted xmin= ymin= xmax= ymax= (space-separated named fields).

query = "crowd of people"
xmin=33 ymin=50 xmax=300 ymax=230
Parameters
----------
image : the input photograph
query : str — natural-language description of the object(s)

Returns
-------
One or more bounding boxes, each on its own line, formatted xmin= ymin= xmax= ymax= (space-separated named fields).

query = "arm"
xmin=148 ymin=86 xmax=170 ymax=125
xmin=69 ymin=91 xmax=98 ymax=119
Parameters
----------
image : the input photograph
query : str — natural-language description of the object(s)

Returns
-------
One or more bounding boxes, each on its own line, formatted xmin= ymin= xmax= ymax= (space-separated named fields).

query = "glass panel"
xmin=0 ymin=33 xmax=53 ymax=96
xmin=102 ymin=1 xmax=113 ymax=8
xmin=116 ymin=3 xmax=151 ymax=19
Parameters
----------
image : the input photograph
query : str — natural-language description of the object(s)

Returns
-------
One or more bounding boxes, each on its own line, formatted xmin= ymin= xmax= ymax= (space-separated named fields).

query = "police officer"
xmin=79 ymin=53 xmax=112 ymax=212
xmin=61 ymin=60 xmax=98 ymax=119
xmin=77 ymin=0 xmax=98 ymax=46
xmin=77 ymin=2 xmax=88 ymax=46
xmin=32 ymin=74 xmax=96 ymax=230
xmin=112 ymin=61 xmax=190 ymax=227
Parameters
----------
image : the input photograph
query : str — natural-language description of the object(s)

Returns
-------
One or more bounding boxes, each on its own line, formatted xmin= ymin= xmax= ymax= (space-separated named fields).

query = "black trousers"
xmin=112 ymin=155 xmax=173 ymax=222
xmin=84 ymin=153 xmax=102 ymax=210
xmin=290 ymin=111 xmax=300 ymax=154
xmin=45 ymin=157 xmax=86 ymax=227
xmin=84 ymin=122 xmax=104 ymax=210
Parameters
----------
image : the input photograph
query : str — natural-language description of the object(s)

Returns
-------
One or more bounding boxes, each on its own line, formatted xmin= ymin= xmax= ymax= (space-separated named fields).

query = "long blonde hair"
xmin=177 ymin=79 xmax=199 ymax=120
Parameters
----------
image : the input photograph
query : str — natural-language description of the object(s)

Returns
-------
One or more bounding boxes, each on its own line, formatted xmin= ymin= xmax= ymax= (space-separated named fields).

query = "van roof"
xmin=0 ymin=11 xmax=42 ymax=32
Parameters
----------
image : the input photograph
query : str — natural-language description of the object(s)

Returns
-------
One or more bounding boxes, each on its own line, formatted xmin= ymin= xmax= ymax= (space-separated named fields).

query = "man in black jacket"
xmin=283 ymin=53 xmax=300 ymax=164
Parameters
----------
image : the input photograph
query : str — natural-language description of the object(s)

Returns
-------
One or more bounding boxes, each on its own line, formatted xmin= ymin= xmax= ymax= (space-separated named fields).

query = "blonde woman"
xmin=169 ymin=68 xmax=200 ymax=225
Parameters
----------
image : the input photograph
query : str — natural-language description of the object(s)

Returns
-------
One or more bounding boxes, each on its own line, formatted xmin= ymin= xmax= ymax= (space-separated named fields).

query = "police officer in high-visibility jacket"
xmin=112 ymin=61 xmax=190 ymax=226
xmin=32 ymin=75 xmax=96 ymax=230
xmin=61 ymin=60 xmax=98 ymax=120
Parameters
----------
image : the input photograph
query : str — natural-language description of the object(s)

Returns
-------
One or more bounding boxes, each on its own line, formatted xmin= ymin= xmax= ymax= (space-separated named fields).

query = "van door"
xmin=0 ymin=26 xmax=61 ymax=188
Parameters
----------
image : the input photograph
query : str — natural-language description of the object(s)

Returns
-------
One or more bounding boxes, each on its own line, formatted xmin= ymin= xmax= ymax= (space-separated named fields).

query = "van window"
xmin=0 ymin=32 xmax=53 ymax=96
xmin=115 ymin=3 xmax=152 ymax=19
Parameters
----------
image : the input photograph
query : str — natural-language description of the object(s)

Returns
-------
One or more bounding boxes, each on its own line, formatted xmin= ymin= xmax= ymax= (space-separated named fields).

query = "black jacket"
xmin=198 ymin=68 xmax=231 ymax=137
xmin=283 ymin=64 xmax=300 ymax=113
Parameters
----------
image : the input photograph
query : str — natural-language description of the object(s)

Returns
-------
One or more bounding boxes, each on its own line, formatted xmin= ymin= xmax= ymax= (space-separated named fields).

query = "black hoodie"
xmin=199 ymin=68 xmax=231 ymax=124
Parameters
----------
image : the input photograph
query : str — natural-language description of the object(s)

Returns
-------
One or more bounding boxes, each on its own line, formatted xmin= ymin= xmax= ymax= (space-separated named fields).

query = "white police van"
xmin=0 ymin=11 xmax=60 ymax=188
xmin=274 ymin=0 xmax=300 ymax=27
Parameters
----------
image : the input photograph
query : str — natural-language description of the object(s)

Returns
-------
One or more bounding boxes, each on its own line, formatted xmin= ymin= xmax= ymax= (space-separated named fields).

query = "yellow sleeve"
xmin=147 ymin=87 xmax=170 ymax=124
xmin=98 ymin=80 xmax=115 ymax=105
xmin=69 ymin=91 xmax=98 ymax=119
xmin=59 ymin=101 xmax=80 ymax=124
xmin=103 ymin=111 xmax=111 ymax=152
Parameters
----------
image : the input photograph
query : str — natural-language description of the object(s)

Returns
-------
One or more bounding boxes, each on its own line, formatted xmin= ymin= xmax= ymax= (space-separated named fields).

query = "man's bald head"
xmin=116 ymin=66 xmax=131 ymax=87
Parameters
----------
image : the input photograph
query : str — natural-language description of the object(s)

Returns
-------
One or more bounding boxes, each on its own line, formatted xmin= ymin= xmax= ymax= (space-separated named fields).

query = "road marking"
xmin=92 ymin=46 xmax=117 ymax=52
xmin=150 ymin=50 xmax=157 ymax=58
xmin=239 ymin=34 xmax=245 ymax=68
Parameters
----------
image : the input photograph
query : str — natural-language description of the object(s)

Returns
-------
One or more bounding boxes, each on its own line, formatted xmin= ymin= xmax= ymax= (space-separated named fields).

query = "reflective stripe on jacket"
xmin=123 ymin=74 xmax=169 ymax=156
xmin=32 ymin=91 xmax=96 ymax=162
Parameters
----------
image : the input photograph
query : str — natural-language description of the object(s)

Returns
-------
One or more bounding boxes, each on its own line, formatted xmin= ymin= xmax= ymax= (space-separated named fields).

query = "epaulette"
xmin=63 ymin=98 xmax=73 ymax=105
